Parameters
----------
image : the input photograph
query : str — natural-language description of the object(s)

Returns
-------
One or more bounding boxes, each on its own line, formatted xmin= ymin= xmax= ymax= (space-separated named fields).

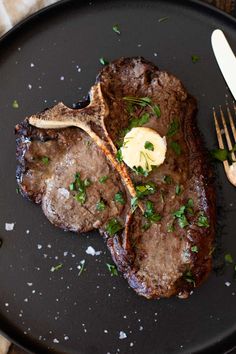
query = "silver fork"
xmin=213 ymin=103 xmax=236 ymax=186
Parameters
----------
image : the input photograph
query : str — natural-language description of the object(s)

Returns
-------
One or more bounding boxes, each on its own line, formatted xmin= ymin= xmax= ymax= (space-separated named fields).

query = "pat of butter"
xmin=121 ymin=127 xmax=167 ymax=171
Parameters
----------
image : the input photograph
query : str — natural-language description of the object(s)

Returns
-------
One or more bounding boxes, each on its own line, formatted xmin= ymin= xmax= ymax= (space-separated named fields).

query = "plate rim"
xmin=0 ymin=0 xmax=236 ymax=353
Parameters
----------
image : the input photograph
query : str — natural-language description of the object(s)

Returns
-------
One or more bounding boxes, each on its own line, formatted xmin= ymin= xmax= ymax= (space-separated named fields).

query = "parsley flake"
xmin=112 ymin=24 xmax=121 ymax=35
xmin=191 ymin=55 xmax=200 ymax=63
xmin=41 ymin=156 xmax=50 ymax=165
xmin=167 ymin=119 xmax=179 ymax=137
xmin=144 ymin=141 xmax=154 ymax=151
xmin=105 ymin=218 xmax=123 ymax=236
xmin=99 ymin=175 xmax=109 ymax=184
xmin=170 ymin=141 xmax=181 ymax=155
xmin=225 ymin=253 xmax=234 ymax=264
xmin=197 ymin=212 xmax=209 ymax=228
xmin=12 ymin=100 xmax=19 ymax=109
xmin=114 ymin=192 xmax=125 ymax=205
xmin=96 ymin=200 xmax=106 ymax=211
xmin=106 ymin=263 xmax=118 ymax=276
xmin=99 ymin=57 xmax=109 ymax=65
xmin=191 ymin=245 xmax=198 ymax=253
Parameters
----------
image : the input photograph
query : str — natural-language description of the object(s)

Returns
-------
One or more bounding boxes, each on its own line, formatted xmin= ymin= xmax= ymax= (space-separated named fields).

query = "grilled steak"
xmin=16 ymin=121 xmax=127 ymax=233
xmin=16 ymin=57 xmax=215 ymax=298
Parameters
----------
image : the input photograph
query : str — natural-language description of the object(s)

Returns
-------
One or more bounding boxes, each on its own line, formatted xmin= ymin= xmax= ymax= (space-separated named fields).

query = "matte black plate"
xmin=0 ymin=1 xmax=236 ymax=353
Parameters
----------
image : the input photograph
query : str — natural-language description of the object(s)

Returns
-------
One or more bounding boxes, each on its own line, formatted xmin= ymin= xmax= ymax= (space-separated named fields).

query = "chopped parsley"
xmin=144 ymin=141 xmax=154 ymax=151
xmin=170 ymin=141 xmax=181 ymax=155
xmin=105 ymin=218 xmax=123 ymax=236
xmin=112 ymin=24 xmax=121 ymax=35
xmin=163 ymin=175 xmax=173 ymax=184
xmin=51 ymin=263 xmax=63 ymax=272
xmin=167 ymin=118 xmax=179 ymax=137
xmin=69 ymin=172 xmax=91 ymax=205
xmin=106 ymin=263 xmax=118 ymax=276
xmin=123 ymin=96 xmax=161 ymax=118
xmin=184 ymin=270 xmax=196 ymax=286
xmin=96 ymin=200 xmax=106 ymax=211
xmin=175 ymin=184 xmax=182 ymax=196
xmin=12 ymin=99 xmax=19 ymax=109
xmin=211 ymin=148 xmax=228 ymax=162
xmin=99 ymin=175 xmax=109 ymax=184
xmin=133 ymin=166 xmax=149 ymax=177
xmin=225 ymin=253 xmax=234 ymax=264
xmin=16 ymin=187 xmax=20 ymax=194
xmin=135 ymin=182 xmax=156 ymax=198
xmin=172 ymin=205 xmax=189 ymax=228
xmin=197 ymin=212 xmax=209 ymax=228
xmin=131 ymin=196 xmax=139 ymax=212
xmin=158 ymin=16 xmax=169 ymax=23
xmin=78 ymin=260 xmax=85 ymax=276
xmin=186 ymin=198 xmax=194 ymax=215
xmin=144 ymin=200 xmax=162 ymax=223
xmin=191 ymin=55 xmax=200 ymax=63
xmin=99 ymin=57 xmax=109 ymax=65
xmin=41 ymin=156 xmax=50 ymax=165
xmin=191 ymin=245 xmax=198 ymax=253
xmin=116 ymin=149 xmax=123 ymax=163
xmin=114 ymin=192 xmax=125 ymax=205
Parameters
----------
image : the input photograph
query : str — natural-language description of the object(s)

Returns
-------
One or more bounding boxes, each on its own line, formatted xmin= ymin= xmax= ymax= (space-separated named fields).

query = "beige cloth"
xmin=0 ymin=0 xmax=59 ymax=36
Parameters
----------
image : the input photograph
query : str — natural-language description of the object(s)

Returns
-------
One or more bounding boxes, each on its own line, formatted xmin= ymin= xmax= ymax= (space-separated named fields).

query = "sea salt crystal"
xmin=60 ymin=76 xmax=65 ymax=81
xmin=64 ymin=335 xmax=69 ymax=341
xmin=86 ymin=246 xmax=102 ymax=256
xmin=27 ymin=283 xmax=33 ymax=287
xmin=30 ymin=63 xmax=35 ymax=67
xmin=5 ymin=223 xmax=14 ymax=231
xmin=28 ymin=84 xmax=32 ymax=90
xmin=130 ymin=342 xmax=134 ymax=347
xmin=225 ymin=281 xmax=231 ymax=287
xmin=53 ymin=338 xmax=59 ymax=344
xmin=37 ymin=244 xmax=42 ymax=250
xmin=119 ymin=331 xmax=127 ymax=339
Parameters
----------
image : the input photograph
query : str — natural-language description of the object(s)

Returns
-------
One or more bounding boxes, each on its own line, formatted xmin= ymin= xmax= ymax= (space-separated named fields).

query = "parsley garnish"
xmin=211 ymin=148 xmax=228 ymax=162
xmin=123 ymin=96 xmax=161 ymax=118
xmin=167 ymin=119 xmax=179 ymax=137
xmin=96 ymin=200 xmax=106 ymax=211
xmin=186 ymin=198 xmax=194 ymax=215
xmin=99 ymin=57 xmax=109 ymax=65
xmin=16 ymin=187 xmax=19 ymax=194
xmin=197 ymin=212 xmax=209 ymax=228
xmin=144 ymin=141 xmax=154 ymax=151
xmin=191 ymin=55 xmax=200 ymax=63
xmin=133 ymin=166 xmax=149 ymax=176
xmin=173 ymin=205 xmax=189 ymax=228
xmin=225 ymin=253 xmax=233 ymax=264
xmin=170 ymin=141 xmax=181 ymax=155
xmin=158 ymin=16 xmax=169 ymax=23
xmin=131 ymin=196 xmax=138 ymax=212
xmin=114 ymin=192 xmax=125 ymax=205
xmin=191 ymin=245 xmax=198 ymax=253
xmin=12 ymin=100 xmax=19 ymax=109
xmin=41 ymin=156 xmax=50 ymax=165
xmin=175 ymin=184 xmax=182 ymax=195
xmin=116 ymin=149 xmax=123 ymax=163
xmin=135 ymin=183 xmax=156 ymax=198
xmin=184 ymin=270 xmax=196 ymax=286
xmin=112 ymin=24 xmax=121 ymax=35
xmin=163 ymin=175 xmax=172 ymax=184
xmin=105 ymin=218 xmax=123 ymax=236
xmin=99 ymin=175 xmax=109 ymax=184
xmin=106 ymin=263 xmax=118 ymax=276
xmin=78 ymin=260 xmax=85 ymax=276
xmin=144 ymin=200 xmax=162 ymax=223
xmin=51 ymin=263 xmax=63 ymax=272
xmin=69 ymin=173 xmax=91 ymax=205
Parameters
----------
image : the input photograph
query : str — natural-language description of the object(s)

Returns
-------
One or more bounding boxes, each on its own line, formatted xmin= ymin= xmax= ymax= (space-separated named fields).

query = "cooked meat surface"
xmin=16 ymin=121 xmax=127 ymax=233
xmin=15 ymin=57 xmax=215 ymax=298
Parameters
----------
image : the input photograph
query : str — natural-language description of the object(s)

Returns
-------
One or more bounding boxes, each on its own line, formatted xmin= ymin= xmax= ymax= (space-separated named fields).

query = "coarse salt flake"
xmin=5 ymin=223 xmax=14 ymax=231
xmin=119 ymin=331 xmax=127 ymax=340
xmin=86 ymin=246 xmax=102 ymax=256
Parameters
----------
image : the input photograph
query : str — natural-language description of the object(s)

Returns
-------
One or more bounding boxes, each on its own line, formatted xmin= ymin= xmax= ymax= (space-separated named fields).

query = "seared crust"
xmin=15 ymin=57 xmax=215 ymax=298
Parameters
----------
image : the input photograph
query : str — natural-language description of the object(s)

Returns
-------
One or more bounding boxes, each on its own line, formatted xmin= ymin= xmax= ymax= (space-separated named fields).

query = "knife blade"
xmin=211 ymin=29 xmax=236 ymax=100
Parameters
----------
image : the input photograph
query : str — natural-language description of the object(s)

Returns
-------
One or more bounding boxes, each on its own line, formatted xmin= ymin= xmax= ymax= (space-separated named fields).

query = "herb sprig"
xmin=69 ymin=173 xmax=91 ymax=205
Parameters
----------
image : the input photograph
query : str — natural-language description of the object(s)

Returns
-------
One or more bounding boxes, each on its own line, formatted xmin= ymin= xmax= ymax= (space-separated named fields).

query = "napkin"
xmin=0 ymin=0 xmax=59 ymax=36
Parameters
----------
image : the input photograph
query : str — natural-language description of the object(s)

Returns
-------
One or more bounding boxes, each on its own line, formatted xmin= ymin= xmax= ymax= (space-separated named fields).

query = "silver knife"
xmin=211 ymin=29 xmax=236 ymax=100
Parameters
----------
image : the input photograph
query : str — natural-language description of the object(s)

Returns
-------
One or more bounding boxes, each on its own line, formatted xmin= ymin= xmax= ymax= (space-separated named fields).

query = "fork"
xmin=213 ymin=103 xmax=236 ymax=186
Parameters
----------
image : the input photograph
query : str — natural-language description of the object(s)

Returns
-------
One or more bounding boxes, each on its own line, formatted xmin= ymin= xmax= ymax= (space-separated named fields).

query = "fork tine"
xmin=220 ymin=106 xmax=234 ymax=151
xmin=226 ymin=104 xmax=236 ymax=143
xmin=213 ymin=108 xmax=229 ymax=171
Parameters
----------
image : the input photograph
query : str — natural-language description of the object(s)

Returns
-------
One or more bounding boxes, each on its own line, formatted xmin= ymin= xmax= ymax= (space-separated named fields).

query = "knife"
xmin=211 ymin=29 xmax=236 ymax=100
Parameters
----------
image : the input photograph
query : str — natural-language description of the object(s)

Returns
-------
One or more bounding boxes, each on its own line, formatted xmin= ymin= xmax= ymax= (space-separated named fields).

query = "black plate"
xmin=0 ymin=1 xmax=236 ymax=353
